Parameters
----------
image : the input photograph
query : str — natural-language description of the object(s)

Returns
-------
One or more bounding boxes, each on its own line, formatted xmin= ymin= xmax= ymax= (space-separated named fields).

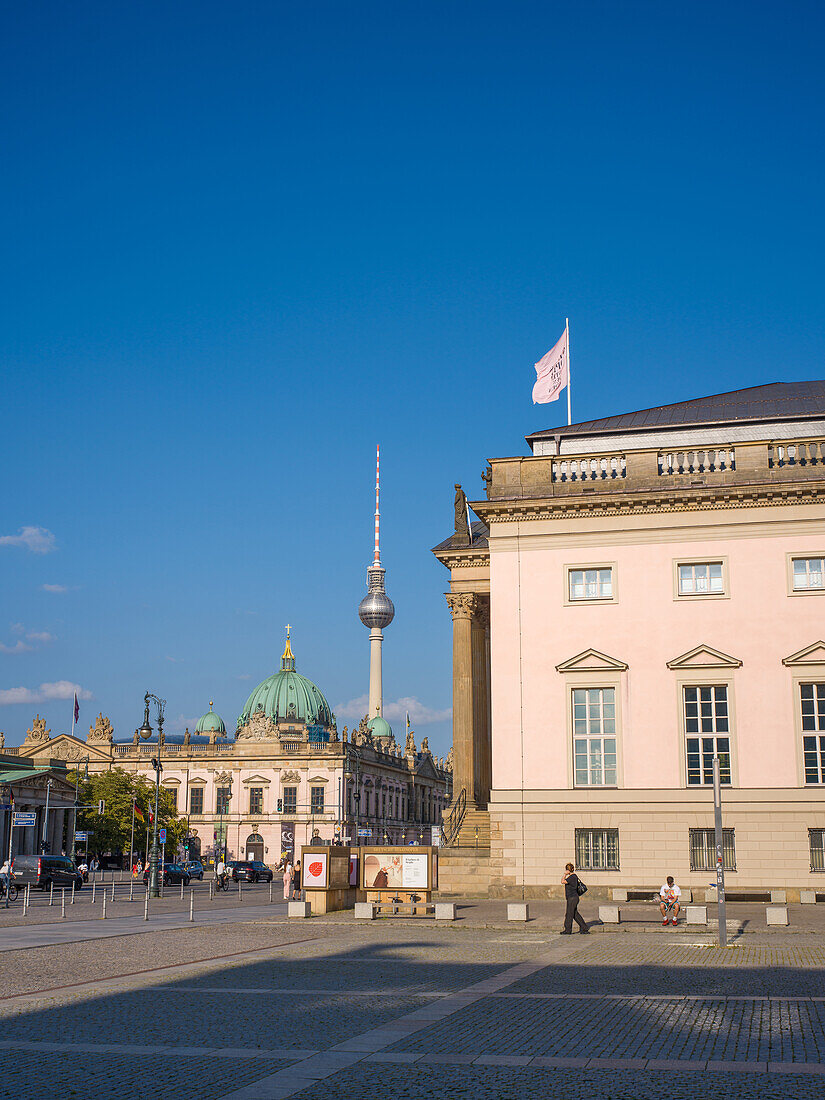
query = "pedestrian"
xmin=282 ymin=859 xmax=293 ymax=900
xmin=560 ymin=862 xmax=589 ymax=935
xmin=292 ymin=859 xmax=302 ymax=900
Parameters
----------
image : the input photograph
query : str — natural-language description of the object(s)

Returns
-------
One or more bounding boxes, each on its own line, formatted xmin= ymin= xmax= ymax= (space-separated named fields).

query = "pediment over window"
xmin=555 ymin=648 xmax=628 ymax=673
xmin=242 ymin=774 xmax=271 ymax=786
xmin=666 ymin=644 xmax=742 ymax=670
xmin=308 ymin=775 xmax=329 ymax=784
xmin=782 ymin=641 xmax=825 ymax=667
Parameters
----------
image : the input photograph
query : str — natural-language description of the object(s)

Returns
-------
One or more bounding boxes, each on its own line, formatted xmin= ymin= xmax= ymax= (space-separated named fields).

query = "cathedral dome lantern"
xmin=195 ymin=702 xmax=226 ymax=737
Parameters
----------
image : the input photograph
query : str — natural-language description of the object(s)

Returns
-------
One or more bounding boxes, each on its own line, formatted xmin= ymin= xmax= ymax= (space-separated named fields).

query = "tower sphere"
xmin=359 ymin=572 xmax=395 ymax=629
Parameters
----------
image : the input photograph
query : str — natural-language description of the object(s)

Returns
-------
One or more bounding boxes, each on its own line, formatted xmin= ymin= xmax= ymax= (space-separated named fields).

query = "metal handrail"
xmin=440 ymin=787 xmax=467 ymax=848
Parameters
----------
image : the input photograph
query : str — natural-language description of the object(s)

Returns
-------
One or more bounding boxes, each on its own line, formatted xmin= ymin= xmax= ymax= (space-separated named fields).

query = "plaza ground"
xmin=0 ymin=893 xmax=824 ymax=1098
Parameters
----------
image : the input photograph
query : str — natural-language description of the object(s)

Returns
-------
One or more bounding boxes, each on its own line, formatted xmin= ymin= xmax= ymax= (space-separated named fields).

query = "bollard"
xmin=61 ymin=889 xmax=66 ymax=919
xmin=144 ymin=891 xmax=149 ymax=921
xmin=71 ymin=882 xmax=75 ymax=905
xmin=102 ymin=893 xmax=107 ymax=920
xmin=111 ymin=881 xmax=115 ymax=902
xmin=92 ymin=881 xmax=96 ymax=904
xmin=269 ymin=880 xmax=273 ymax=904
xmin=210 ymin=879 xmax=214 ymax=900
xmin=129 ymin=879 xmax=134 ymax=902
xmin=22 ymin=886 xmax=27 ymax=917
xmin=238 ymin=879 xmax=242 ymax=900
xmin=189 ymin=889 xmax=194 ymax=922
xmin=49 ymin=882 xmax=54 ymax=907
xmin=181 ymin=879 xmax=184 ymax=901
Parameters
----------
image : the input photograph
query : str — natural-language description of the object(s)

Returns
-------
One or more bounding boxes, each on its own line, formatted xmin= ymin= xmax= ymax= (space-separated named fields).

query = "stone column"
xmin=471 ymin=597 xmax=492 ymax=805
xmin=446 ymin=593 xmax=478 ymax=808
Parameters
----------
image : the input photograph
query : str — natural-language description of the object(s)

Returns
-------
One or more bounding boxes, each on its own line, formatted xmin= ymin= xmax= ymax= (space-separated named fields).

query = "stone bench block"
xmin=686 ymin=905 xmax=708 ymax=925
xmin=770 ymin=889 xmax=787 ymax=904
xmin=801 ymin=890 xmax=817 ymax=904
xmin=288 ymin=901 xmax=311 ymax=918
xmin=507 ymin=903 xmax=529 ymax=922
xmin=435 ymin=903 xmax=456 ymax=921
xmin=355 ymin=902 xmax=376 ymax=920
xmin=611 ymin=889 xmax=628 ymax=902
xmin=766 ymin=905 xmax=789 ymax=926
xmin=598 ymin=905 xmax=621 ymax=924
xmin=704 ymin=887 xmax=718 ymax=903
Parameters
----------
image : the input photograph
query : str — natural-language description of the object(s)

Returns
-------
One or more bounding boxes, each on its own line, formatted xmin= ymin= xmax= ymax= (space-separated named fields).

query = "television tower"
xmin=358 ymin=444 xmax=395 ymax=720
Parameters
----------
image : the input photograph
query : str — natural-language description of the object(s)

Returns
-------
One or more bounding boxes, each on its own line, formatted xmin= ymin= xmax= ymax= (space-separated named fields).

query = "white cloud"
xmin=0 ymin=681 xmax=93 ymax=706
xmin=333 ymin=694 xmax=451 ymax=726
xmin=0 ymin=641 xmax=32 ymax=654
xmin=164 ymin=656 xmax=182 ymax=663
xmin=10 ymin=623 xmax=24 ymax=635
xmin=236 ymin=673 xmax=253 ymax=680
xmin=0 ymin=526 xmax=56 ymax=554
xmin=25 ymin=631 xmax=55 ymax=644
xmin=41 ymin=584 xmax=68 ymax=593
xmin=0 ymin=628 xmax=55 ymax=651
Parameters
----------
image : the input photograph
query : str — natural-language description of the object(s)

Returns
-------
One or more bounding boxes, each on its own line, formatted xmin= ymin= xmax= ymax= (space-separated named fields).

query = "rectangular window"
xmin=689 ymin=827 xmax=736 ymax=871
xmin=810 ymin=829 xmax=825 ymax=872
xmin=792 ymin=557 xmax=825 ymax=591
xmin=684 ymin=685 xmax=731 ymax=785
xmin=678 ymin=561 xmax=724 ymax=596
xmin=189 ymin=788 xmax=204 ymax=815
xmin=802 ymin=683 xmax=825 ymax=783
xmin=573 ymin=688 xmax=617 ymax=786
xmin=569 ymin=567 xmax=613 ymax=602
xmin=216 ymin=787 xmax=231 ymax=815
xmin=282 ymin=787 xmax=297 ymax=815
xmin=165 ymin=787 xmax=177 ymax=810
xmin=575 ymin=828 xmax=620 ymax=870
xmin=249 ymin=787 xmax=263 ymax=815
xmin=310 ymin=786 xmax=325 ymax=814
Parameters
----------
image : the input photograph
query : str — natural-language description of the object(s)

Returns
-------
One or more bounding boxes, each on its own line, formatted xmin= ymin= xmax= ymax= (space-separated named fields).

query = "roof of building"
xmin=432 ymin=519 xmax=489 ymax=555
xmin=526 ymin=381 xmax=825 ymax=447
xmin=237 ymin=630 xmax=334 ymax=731
xmin=367 ymin=715 xmax=393 ymax=740
xmin=195 ymin=704 xmax=226 ymax=735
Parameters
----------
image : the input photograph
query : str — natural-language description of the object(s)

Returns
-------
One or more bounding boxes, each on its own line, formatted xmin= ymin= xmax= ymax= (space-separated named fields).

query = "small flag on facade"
xmin=73 ymin=692 xmax=80 ymax=724
xmin=532 ymin=323 xmax=569 ymax=406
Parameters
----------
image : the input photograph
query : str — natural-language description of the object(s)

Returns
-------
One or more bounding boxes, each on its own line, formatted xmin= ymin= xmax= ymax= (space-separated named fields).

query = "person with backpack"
xmin=560 ymin=862 xmax=590 ymax=935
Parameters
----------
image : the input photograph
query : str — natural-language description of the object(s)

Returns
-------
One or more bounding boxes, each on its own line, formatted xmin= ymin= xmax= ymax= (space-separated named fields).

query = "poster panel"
xmin=304 ymin=852 xmax=328 ymax=888
xmin=280 ymin=822 xmax=295 ymax=857
xmin=329 ymin=853 xmax=350 ymax=888
xmin=402 ymin=853 xmax=429 ymax=889
xmin=363 ymin=852 xmax=404 ymax=889
xmin=349 ymin=854 xmax=359 ymax=886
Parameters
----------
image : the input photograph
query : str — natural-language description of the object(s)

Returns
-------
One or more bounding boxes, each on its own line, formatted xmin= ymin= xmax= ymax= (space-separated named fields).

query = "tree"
xmin=67 ymin=767 xmax=186 ymax=862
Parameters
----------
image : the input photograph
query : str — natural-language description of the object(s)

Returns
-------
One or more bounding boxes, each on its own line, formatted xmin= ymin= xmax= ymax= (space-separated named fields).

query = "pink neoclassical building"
xmin=435 ymin=381 xmax=825 ymax=899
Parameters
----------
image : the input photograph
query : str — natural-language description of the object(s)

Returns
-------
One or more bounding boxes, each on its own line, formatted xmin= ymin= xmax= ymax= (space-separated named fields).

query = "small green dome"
xmin=238 ymin=631 xmax=333 ymax=730
xmin=368 ymin=715 xmax=393 ymax=740
xmin=196 ymin=704 xmax=226 ymax=735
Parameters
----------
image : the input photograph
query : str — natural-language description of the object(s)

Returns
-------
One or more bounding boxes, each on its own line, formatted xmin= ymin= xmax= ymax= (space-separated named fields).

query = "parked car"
xmin=143 ymin=863 xmax=191 ymax=887
xmin=231 ymin=860 xmax=273 ymax=883
xmin=184 ymin=860 xmax=204 ymax=880
xmin=11 ymin=855 xmax=84 ymax=891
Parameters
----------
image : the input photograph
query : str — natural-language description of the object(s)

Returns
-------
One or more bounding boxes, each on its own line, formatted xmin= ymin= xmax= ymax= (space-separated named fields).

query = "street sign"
xmin=159 ymin=827 xmax=167 ymax=843
xmin=357 ymin=828 xmax=372 ymax=837
xmin=12 ymin=812 xmax=36 ymax=826
xmin=74 ymin=831 xmax=89 ymax=840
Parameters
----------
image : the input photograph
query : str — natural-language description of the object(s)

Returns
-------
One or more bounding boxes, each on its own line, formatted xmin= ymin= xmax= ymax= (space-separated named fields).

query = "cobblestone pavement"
xmin=1 ymin=921 xmax=824 ymax=1098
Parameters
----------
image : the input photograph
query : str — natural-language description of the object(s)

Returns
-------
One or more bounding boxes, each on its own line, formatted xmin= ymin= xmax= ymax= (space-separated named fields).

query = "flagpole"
xmin=566 ymin=317 xmax=571 ymax=426
xmin=71 ymin=694 xmax=76 ymax=740
xmin=129 ymin=798 xmax=136 ymax=871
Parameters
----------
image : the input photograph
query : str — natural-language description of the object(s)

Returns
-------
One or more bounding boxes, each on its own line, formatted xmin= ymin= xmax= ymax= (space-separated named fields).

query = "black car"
xmin=11 ymin=855 xmax=84 ymax=890
xmin=230 ymin=860 xmax=273 ymax=883
xmin=143 ymin=863 xmax=191 ymax=887
xmin=184 ymin=860 xmax=204 ymax=880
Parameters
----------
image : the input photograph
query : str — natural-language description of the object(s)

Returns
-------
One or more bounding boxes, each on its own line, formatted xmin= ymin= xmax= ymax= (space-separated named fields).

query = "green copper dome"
xmin=238 ymin=631 xmax=334 ymax=730
xmin=367 ymin=715 xmax=393 ymax=740
xmin=196 ymin=704 xmax=226 ymax=735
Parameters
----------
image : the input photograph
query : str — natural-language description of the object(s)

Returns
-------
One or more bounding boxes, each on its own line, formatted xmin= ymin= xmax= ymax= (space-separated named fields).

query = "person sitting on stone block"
xmin=659 ymin=876 xmax=682 ymax=926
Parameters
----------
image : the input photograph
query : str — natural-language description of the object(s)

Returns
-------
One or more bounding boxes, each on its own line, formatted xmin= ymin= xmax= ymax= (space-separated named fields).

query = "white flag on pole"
xmin=532 ymin=325 xmax=569 ymax=405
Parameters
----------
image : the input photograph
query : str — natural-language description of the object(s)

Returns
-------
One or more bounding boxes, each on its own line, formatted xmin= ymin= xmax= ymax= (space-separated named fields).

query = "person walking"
xmin=291 ymin=859 xmax=302 ymax=901
xmin=282 ymin=859 xmax=293 ymax=900
xmin=560 ymin=862 xmax=589 ymax=935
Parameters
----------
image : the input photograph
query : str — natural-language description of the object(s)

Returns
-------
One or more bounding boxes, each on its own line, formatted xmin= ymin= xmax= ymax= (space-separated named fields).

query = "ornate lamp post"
xmin=344 ymin=744 xmax=362 ymax=845
xmin=69 ymin=757 xmax=89 ymax=864
xmin=139 ymin=692 xmax=166 ymax=898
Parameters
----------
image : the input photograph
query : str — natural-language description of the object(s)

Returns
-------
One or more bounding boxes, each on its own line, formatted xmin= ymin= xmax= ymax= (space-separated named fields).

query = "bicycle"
xmin=215 ymin=874 xmax=230 ymax=892
xmin=0 ymin=878 xmax=19 ymax=903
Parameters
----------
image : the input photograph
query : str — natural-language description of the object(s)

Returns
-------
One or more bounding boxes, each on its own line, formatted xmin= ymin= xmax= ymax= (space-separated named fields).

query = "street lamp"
xmin=69 ymin=757 xmax=89 ymax=864
xmin=344 ymin=744 xmax=362 ymax=845
xmin=139 ymin=691 xmax=166 ymax=898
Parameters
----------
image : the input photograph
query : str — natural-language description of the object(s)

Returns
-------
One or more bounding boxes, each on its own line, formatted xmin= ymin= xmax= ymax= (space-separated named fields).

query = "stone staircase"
xmin=436 ymin=808 xmax=495 ymax=897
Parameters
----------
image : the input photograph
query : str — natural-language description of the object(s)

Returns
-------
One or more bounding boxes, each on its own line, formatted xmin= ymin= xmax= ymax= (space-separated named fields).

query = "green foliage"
xmin=67 ymin=767 xmax=186 ymax=858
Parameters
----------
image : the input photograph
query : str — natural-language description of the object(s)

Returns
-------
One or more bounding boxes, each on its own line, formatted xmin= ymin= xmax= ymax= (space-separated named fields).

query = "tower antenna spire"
xmin=374 ymin=443 xmax=381 ymax=565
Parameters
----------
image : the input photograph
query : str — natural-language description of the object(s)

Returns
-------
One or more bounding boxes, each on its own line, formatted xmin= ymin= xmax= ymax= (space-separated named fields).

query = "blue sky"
xmin=1 ymin=2 xmax=824 ymax=752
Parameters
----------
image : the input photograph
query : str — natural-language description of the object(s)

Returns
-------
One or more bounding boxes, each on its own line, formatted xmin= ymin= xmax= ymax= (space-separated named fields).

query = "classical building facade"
xmin=435 ymin=381 xmax=825 ymax=898
xmin=0 ymin=718 xmax=78 ymax=859
xmin=17 ymin=638 xmax=451 ymax=865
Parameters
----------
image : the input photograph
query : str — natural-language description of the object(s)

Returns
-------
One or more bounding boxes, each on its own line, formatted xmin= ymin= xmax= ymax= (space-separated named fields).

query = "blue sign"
xmin=159 ymin=827 xmax=167 ymax=843
xmin=74 ymin=831 xmax=89 ymax=840
xmin=12 ymin=812 xmax=36 ymax=826
xmin=357 ymin=828 xmax=372 ymax=837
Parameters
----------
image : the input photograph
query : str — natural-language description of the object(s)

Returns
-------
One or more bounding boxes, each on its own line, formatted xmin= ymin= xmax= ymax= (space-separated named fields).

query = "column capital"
xmin=444 ymin=592 xmax=480 ymax=621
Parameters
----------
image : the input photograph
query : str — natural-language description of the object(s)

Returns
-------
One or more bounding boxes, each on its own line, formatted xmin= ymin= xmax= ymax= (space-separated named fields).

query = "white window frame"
xmin=575 ymin=828 xmax=620 ymax=870
xmin=682 ymin=684 xmax=733 ymax=787
xmin=787 ymin=554 xmax=825 ymax=596
xmin=801 ymin=682 xmax=825 ymax=784
xmin=564 ymin=562 xmax=617 ymax=606
xmin=673 ymin=558 xmax=729 ymax=600
xmin=810 ymin=828 xmax=825 ymax=872
xmin=689 ymin=827 xmax=736 ymax=871
xmin=571 ymin=686 xmax=618 ymax=787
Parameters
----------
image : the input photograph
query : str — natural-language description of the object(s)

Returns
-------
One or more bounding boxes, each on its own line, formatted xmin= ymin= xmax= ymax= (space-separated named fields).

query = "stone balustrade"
xmin=658 ymin=448 xmax=735 ymax=475
xmin=769 ymin=440 xmax=825 ymax=468
xmin=551 ymin=453 xmax=626 ymax=483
